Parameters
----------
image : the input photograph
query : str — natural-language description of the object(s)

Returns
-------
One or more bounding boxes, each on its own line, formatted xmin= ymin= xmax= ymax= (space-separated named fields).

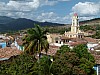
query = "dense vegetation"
xmin=80 ymin=24 xmax=100 ymax=39
xmin=51 ymin=45 xmax=96 ymax=75
xmin=80 ymin=25 xmax=95 ymax=31
xmin=92 ymin=30 xmax=100 ymax=39
xmin=0 ymin=45 xmax=96 ymax=75
xmin=0 ymin=53 xmax=37 ymax=75
xmin=42 ymin=26 xmax=70 ymax=34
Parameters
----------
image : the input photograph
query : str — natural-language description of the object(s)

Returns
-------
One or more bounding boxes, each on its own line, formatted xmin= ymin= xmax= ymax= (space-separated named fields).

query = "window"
xmin=70 ymin=35 xmax=72 ymax=38
xmin=56 ymin=41 xmax=58 ymax=43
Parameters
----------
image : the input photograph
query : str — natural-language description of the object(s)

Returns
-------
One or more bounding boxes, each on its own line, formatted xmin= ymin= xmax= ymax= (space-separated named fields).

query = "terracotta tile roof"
xmin=61 ymin=36 xmax=72 ymax=40
xmin=84 ymin=37 xmax=97 ymax=43
xmin=0 ymin=47 xmax=22 ymax=59
xmin=41 ymin=45 xmax=59 ymax=56
xmin=70 ymin=38 xmax=85 ymax=42
xmin=94 ymin=55 xmax=100 ymax=64
xmin=68 ymin=41 xmax=87 ymax=46
xmin=90 ymin=51 xmax=100 ymax=64
xmin=4 ymin=39 xmax=9 ymax=42
xmin=47 ymin=45 xmax=59 ymax=56
xmin=16 ymin=39 xmax=24 ymax=46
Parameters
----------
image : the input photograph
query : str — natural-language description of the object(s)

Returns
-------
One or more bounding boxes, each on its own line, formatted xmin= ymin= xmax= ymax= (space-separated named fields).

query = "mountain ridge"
xmin=80 ymin=18 xmax=100 ymax=25
xmin=0 ymin=16 xmax=100 ymax=32
xmin=0 ymin=16 xmax=64 ymax=32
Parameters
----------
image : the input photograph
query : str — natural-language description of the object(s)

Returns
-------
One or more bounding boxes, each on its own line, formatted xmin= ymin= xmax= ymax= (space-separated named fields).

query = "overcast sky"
xmin=0 ymin=0 xmax=100 ymax=24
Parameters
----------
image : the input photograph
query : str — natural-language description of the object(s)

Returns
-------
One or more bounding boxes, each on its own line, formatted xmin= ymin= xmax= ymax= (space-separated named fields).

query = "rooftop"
xmin=16 ymin=39 xmax=24 ymax=46
xmin=68 ymin=41 xmax=87 ymax=46
xmin=84 ymin=37 xmax=97 ymax=43
xmin=41 ymin=45 xmax=59 ymax=56
xmin=0 ymin=47 xmax=22 ymax=59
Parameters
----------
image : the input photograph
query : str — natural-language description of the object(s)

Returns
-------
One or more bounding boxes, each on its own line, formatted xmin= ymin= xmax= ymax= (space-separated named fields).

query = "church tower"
xmin=63 ymin=13 xmax=84 ymax=39
xmin=71 ymin=13 xmax=79 ymax=33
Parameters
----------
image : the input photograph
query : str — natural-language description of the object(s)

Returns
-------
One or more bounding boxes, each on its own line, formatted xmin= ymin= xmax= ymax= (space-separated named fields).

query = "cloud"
xmin=7 ymin=0 xmax=40 ymax=11
xmin=40 ymin=0 xmax=57 ymax=6
xmin=58 ymin=0 xmax=70 ymax=1
xmin=0 ymin=0 xmax=60 ymax=16
xmin=36 ymin=12 xmax=57 ymax=22
xmin=79 ymin=16 xmax=95 ymax=21
xmin=36 ymin=12 xmax=70 ymax=24
xmin=72 ymin=2 xmax=100 ymax=16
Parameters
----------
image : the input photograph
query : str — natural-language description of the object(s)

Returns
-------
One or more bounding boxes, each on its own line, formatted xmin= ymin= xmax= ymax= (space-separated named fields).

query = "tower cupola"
xmin=71 ymin=13 xmax=79 ymax=33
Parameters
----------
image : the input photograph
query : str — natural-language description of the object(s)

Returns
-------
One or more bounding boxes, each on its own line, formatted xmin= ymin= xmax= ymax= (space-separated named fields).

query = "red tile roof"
xmin=41 ymin=45 xmax=59 ymax=56
xmin=0 ymin=47 xmax=22 ymax=58
xmin=68 ymin=41 xmax=87 ymax=46
xmin=16 ymin=39 xmax=24 ymax=46
xmin=61 ymin=36 xmax=72 ymax=40
xmin=90 ymin=51 xmax=100 ymax=64
xmin=47 ymin=45 xmax=59 ymax=56
xmin=94 ymin=55 xmax=100 ymax=64
xmin=84 ymin=37 xmax=97 ymax=43
xmin=70 ymin=38 xmax=85 ymax=42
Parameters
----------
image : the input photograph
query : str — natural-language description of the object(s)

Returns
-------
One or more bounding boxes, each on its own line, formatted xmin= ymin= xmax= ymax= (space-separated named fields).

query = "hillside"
xmin=0 ymin=16 xmax=64 ymax=32
xmin=80 ymin=18 xmax=100 ymax=25
xmin=0 ymin=16 xmax=15 ymax=24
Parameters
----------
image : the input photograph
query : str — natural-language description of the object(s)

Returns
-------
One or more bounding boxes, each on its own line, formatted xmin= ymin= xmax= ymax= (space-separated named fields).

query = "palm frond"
xmin=23 ymin=24 xmax=49 ymax=56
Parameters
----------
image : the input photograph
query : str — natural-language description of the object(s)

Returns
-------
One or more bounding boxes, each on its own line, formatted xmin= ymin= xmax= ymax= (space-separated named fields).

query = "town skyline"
xmin=0 ymin=0 xmax=100 ymax=24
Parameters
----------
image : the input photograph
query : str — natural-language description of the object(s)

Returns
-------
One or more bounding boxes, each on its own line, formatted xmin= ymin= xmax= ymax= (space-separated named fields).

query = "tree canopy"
xmin=23 ymin=25 xmax=49 ymax=58
xmin=0 ymin=53 xmax=36 ymax=75
xmin=51 ymin=44 xmax=96 ymax=75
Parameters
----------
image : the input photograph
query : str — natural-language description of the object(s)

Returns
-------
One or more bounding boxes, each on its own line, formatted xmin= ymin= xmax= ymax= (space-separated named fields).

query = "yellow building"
xmin=47 ymin=33 xmax=62 ymax=43
xmin=64 ymin=13 xmax=84 ymax=38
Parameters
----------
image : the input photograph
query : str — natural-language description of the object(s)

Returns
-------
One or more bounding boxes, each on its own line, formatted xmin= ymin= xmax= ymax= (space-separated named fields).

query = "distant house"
xmin=0 ymin=41 xmax=6 ymax=48
xmin=0 ymin=34 xmax=11 ymax=48
xmin=15 ymin=39 xmax=24 ymax=51
xmin=0 ymin=39 xmax=10 ymax=48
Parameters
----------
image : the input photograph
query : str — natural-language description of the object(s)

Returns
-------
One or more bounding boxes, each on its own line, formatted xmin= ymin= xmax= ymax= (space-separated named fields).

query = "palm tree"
xmin=23 ymin=25 xmax=49 ymax=59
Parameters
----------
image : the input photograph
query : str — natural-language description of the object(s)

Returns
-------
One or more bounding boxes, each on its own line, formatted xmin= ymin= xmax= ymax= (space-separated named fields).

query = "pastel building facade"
xmin=0 ymin=41 xmax=6 ymax=48
xmin=14 ymin=39 xmax=24 ymax=51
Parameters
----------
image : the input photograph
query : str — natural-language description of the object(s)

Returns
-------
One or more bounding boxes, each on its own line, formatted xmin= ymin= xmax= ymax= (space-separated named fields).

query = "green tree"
xmin=31 ymin=56 xmax=52 ymax=75
xmin=0 ymin=53 xmax=36 ymax=75
xmin=51 ymin=45 xmax=96 ymax=75
xmin=92 ymin=30 xmax=100 ymax=39
xmin=23 ymin=25 xmax=49 ymax=58
xmin=51 ymin=52 xmax=85 ymax=75
xmin=80 ymin=25 xmax=95 ymax=31
xmin=72 ymin=44 xmax=96 ymax=75
xmin=58 ymin=45 xmax=70 ymax=54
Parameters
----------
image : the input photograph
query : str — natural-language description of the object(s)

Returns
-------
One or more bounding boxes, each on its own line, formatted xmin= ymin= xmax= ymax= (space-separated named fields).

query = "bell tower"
xmin=71 ymin=13 xmax=79 ymax=33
